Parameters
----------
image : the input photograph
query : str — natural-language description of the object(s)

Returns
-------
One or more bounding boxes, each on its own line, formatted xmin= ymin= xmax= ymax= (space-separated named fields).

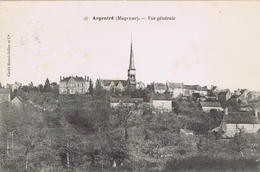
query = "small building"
xmin=180 ymin=129 xmax=194 ymax=136
xmin=218 ymin=90 xmax=232 ymax=102
xmin=211 ymin=108 xmax=260 ymax=138
xmin=231 ymin=89 xmax=250 ymax=104
xmin=110 ymin=97 xmax=143 ymax=108
xmin=150 ymin=93 xmax=172 ymax=111
xmin=6 ymin=82 xmax=22 ymax=92
xmin=11 ymin=96 xmax=26 ymax=108
xmin=248 ymin=91 xmax=260 ymax=101
xmin=200 ymin=101 xmax=223 ymax=113
xmin=0 ymin=88 xmax=11 ymax=103
xmin=181 ymin=85 xmax=208 ymax=97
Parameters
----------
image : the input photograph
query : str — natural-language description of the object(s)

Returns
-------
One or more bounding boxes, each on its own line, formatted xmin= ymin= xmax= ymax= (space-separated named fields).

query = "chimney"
xmin=60 ymin=76 xmax=62 ymax=81
xmin=85 ymin=76 xmax=86 ymax=80
xmin=225 ymin=107 xmax=228 ymax=115
xmin=87 ymin=76 xmax=89 ymax=81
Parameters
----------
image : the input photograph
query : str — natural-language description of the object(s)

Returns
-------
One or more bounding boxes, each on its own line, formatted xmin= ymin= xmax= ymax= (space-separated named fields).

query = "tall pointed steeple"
xmin=129 ymin=39 xmax=135 ymax=70
xmin=128 ymin=37 xmax=136 ymax=86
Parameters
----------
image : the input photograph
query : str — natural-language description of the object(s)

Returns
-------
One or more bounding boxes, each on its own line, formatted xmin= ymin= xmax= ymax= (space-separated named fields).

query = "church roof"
xmin=98 ymin=79 xmax=128 ymax=87
xmin=114 ymin=80 xmax=128 ymax=87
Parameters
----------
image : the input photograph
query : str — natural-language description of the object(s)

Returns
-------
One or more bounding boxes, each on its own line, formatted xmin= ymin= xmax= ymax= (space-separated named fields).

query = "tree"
xmin=89 ymin=79 xmax=94 ymax=96
xmin=116 ymin=103 xmax=134 ymax=142
xmin=43 ymin=78 xmax=51 ymax=92
xmin=38 ymin=84 xmax=44 ymax=93
xmin=231 ymin=128 xmax=246 ymax=158
xmin=56 ymin=116 xmax=84 ymax=171
xmin=0 ymin=103 xmax=20 ymax=159
xmin=15 ymin=105 xmax=51 ymax=171
xmin=0 ymin=104 xmax=52 ymax=171
xmin=28 ymin=82 xmax=34 ymax=89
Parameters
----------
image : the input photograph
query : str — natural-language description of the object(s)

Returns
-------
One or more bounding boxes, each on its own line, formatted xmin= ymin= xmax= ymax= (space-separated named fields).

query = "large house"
xmin=212 ymin=108 xmax=260 ymax=138
xmin=59 ymin=76 xmax=90 ymax=95
xmin=96 ymin=41 xmax=137 ymax=92
xmin=0 ymin=88 xmax=11 ymax=103
xmin=200 ymin=101 xmax=223 ymax=113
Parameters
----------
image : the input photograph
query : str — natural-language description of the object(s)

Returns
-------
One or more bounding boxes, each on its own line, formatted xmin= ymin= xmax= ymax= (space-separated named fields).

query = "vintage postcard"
xmin=0 ymin=1 xmax=260 ymax=172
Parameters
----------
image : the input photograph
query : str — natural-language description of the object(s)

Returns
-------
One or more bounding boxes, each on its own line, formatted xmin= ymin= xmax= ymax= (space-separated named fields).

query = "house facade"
xmin=232 ymin=89 xmax=249 ymax=104
xmin=0 ymin=88 xmax=11 ymax=103
xmin=200 ymin=101 xmax=223 ymax=112
xmin=166 ymin=82 xmax=184 ymax=98
xmin=150 ymin=93 xmax=172 ymax=111
xmin=183 ymin=85 xmax=208 ymax=97
xmin=6 ymin=82 xmax=22 ymax=92
xmin=218 ymin=90 xmax=232 ymax=102
xmin=212 ymin=108 xmax=260 ymax=138
xmin=11 ymin=96 xmax=26 ymax=108
xmin=248 ymin=91 xmax=260 ymax=101
xmin=59 ymin=76 xmax=90 ymax=95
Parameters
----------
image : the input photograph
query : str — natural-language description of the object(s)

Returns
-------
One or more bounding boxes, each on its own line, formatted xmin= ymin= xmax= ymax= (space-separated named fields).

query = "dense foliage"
xmin=1 ymin=87 xmax=260 ymax=172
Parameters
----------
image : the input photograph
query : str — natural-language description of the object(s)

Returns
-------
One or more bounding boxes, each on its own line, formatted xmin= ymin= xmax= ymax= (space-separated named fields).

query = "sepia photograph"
xmin=0 ymin=1 xmax=260 ymax=171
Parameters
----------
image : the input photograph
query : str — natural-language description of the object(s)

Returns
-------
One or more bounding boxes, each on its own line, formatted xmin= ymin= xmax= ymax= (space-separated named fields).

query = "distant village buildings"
xmin=6 ymin=82 xmax=22 ymax=92
xmin=151 ymin=81 xmax=208 ymax=98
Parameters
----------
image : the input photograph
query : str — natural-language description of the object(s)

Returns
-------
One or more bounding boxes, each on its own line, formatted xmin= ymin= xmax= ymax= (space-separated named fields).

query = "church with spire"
xmin=127 ymin=41 xmax=136 ymax=88
xmin=95 ymin=40 xmax=139 ymax=92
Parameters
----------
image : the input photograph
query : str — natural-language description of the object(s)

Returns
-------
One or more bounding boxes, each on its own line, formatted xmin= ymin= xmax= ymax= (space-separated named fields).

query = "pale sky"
xmin=1 ymin=2 xmax=260 ymax=91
